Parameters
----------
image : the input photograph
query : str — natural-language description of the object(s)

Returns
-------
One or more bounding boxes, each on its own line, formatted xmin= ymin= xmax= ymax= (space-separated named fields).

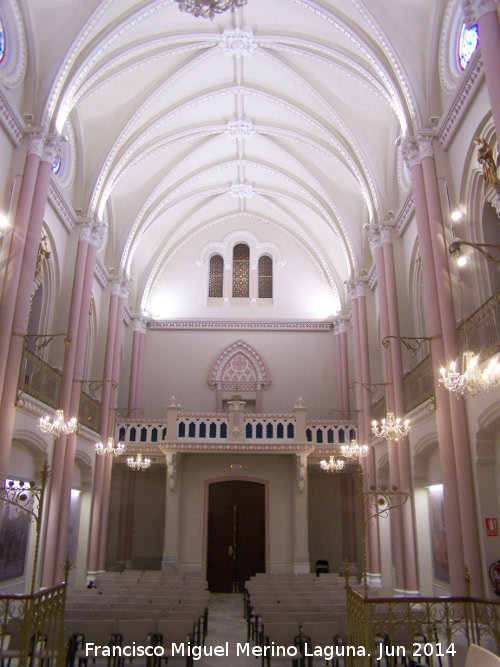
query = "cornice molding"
xmin=48 ymin=181 xmax=76 ymax=233
xmin=160 ymin=442 xmax=314 ymax=453
xmin=148 ymin=320 xmax=333 ymax=331
xmin=0 ymin=90 xmax=24 ymax=144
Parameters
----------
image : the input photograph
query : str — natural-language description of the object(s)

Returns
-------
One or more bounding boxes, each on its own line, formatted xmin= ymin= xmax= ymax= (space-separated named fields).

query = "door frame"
xmin=202 ymin=477 xmax=270 ymax=579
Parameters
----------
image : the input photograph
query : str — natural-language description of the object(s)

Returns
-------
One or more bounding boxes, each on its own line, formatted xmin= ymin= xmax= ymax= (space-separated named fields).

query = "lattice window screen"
xmin=258 ymin=255 xmax=273 ymax=298
xmin=209 ymin=254 xmax=224 ymax=297
xmin=232 ymin=244 xmax=250 ymax=298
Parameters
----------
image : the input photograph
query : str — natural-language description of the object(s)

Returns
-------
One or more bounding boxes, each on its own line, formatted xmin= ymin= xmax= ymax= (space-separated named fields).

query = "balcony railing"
xmin=18 ymin=347 xmax=101 ymax=433
xmin=346 ymin=584 xmax=500 ymax=666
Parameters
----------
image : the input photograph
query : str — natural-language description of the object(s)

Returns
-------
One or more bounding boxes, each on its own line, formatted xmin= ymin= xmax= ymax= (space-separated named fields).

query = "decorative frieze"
xmin=149 ymin=320 xmax=333 ymax=331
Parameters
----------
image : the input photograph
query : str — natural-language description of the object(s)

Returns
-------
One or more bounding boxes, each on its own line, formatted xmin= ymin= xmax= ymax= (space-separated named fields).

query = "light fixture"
xmin=95 ymin=437 xmax=125 ymax=458
xmin=127 ymin=454 xmax=151 ymax=471
xmin=175 ymin=0 xmax=247 ymax=19
xmin=439 ymin=245 xmax=500 ymax=396
xmin=341 ymin=439 xmax=370 ymax=460
xmin=38 ymin=409 xmax=78 ymax=437
xmin=320 ymin=456 xmax=345 ymax=472
xmin=439 ymin=350 xmax=500 ymax=396
xmin=371 ymin=412 xmax=410 ymax=441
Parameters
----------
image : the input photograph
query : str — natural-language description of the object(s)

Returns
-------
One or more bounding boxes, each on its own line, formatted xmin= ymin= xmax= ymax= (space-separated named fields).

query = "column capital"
xmin=418 ymin=133 xmax=435 ymax=160
xmin=401 ymin=139 xmax=421 ymax=170
xmin=133 ymin=317 xmax=148 ymax=334
xmin=462 ymin=0 xmax=498 ymax=27
xmin=333 ymin=315 xmax=349 ymax=334
xmin=379 ymin=223 xmax=394 ymax=245
xmin=76 ymin=217 xmax=93 ymax=243
xmin=41 ymin=136 xmax=61 ymax=165
xmin=27 ymin=132 xmax=46 ymax=158
xmin=366 ymin=225 xmax=382 ymax=252
xmin=89 ymin=222 xmax=106 ymax=248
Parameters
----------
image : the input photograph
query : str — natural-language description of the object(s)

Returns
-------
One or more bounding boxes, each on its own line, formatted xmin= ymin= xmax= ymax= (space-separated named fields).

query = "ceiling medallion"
xmin=221 ymin=28 xmax=256 ymax=57
xmin=230 ymin=182 xmax=254 ymax=199
xmin=176 ymin=0 xmax=247 ymax=19
xmin=225 ymin=119 xmax=255 ymax=140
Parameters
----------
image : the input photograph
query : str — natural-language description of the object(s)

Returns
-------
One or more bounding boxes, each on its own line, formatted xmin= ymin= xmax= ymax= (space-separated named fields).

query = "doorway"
xmin=206 ymin=480 xmax=266 ymax=593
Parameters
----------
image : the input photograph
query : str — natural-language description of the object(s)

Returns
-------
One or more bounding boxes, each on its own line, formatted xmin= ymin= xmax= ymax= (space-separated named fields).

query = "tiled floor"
xmin=168 ymin=594 xmax=259 ymax=666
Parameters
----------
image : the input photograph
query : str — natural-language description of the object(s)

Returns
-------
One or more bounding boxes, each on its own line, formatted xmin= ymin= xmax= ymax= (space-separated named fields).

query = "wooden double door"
xmin=207 ymin=481 xmax=266 ymax=593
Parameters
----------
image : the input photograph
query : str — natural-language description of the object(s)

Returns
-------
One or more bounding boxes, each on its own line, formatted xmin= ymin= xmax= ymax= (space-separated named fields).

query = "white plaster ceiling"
xmin=31 ymin=0 xmax=440 ymax=318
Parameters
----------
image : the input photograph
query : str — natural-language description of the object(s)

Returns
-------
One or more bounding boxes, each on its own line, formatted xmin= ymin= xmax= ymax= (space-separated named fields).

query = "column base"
xmin=161 ymin=557 xmax=179 ymax=572
xmin=293 ymin=561 xmax=311 ymax=574
xmin=116 ymin=561 xmax=133 ymax=571
xmin=366 ymin=573 xmax=383 ymax=588
xmin=394 ymin=588 xmax=420 ymax=597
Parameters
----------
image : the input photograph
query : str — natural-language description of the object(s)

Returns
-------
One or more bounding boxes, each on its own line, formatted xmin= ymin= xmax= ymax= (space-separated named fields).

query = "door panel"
xmin=207 ymin=481 xmax=265 ymax=593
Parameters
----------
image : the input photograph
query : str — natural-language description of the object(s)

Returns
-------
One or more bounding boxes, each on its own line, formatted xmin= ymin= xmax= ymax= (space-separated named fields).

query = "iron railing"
xmin=0 ymin=584 xmax=67 ymax=667
xmin=18 ymin=347 xmax=101 ymax=433
xmin=346 ymin=585 xmax=500 ymax=666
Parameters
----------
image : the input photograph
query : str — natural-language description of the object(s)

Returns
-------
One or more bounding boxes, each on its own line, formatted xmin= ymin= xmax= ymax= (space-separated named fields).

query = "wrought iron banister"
xmin=346 ymin=585 xmax=500 ymax=666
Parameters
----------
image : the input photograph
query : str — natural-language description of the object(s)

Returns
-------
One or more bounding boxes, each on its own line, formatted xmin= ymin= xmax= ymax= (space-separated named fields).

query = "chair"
xmin=464 ymin=644 xmax=500 ymax=667
xmin=315 ymin=560 xmax=329 ymax=576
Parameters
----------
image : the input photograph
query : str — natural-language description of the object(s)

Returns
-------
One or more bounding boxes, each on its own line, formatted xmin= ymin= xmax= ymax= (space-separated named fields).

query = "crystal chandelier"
xmin=38 ymin=409 xmax=78 ymax=437
xmin=127 ymin=454 xmax=151 ymax=471
xmin=95 ymin=437 xmax=125 ymax=458
xmin=341 ymin=439 xmax=370 ymax=460
xmin=439 ymin=349 xmax=500 ymax=396
xmin=320 ymin=456 xmax=345 ymax=473
xmin=176 ymin=0 xmax=247 ymax=19
xmin=371 ymin=413 xmax=410 ymax=441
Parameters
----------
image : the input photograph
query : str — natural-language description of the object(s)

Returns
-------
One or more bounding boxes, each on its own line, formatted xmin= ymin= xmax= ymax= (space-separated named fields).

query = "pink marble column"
xmin=98 ymin=281 xmax=129 ymax=571
xmin=128 ymin=318 xmax=147 ymax=416
xmin=0 ymin=134 xmax=43 ymax=404
xmin=41 ymin=221 xmax=91 ymax=587
xmin=340 ymin=473 xmax=357 ymax=563
xmin=381 ymin=226 xmax=419 ymax=594
xmin=53 ymin=225 xmax=101 ymax=583
xmin=334 ymin=318 xmax=350 ymax=418
xmin=463 ymin=0 xmax=500 ymax=133
xmin=87 ymin=281 xmax=121 ymax=574
xmin=419 ymin=136 xmax=483 ymax=595
xmin=354 ymin=280 xmax=381 ymax=584
xmin=367 ymin=228 xmax=406 ymax=593
xmin=117 ymin=468 xmax=136 ymax=565
xmin=0 ymin=137 xmax=59 ymax=487
xmin=403 ymin=140 xmax=467 ymax=595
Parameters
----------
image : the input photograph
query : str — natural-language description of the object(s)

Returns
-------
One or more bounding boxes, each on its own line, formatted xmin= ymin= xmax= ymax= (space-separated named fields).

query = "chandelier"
xmin=439 ymin=350 xmax=500 ymax=396
xmin=341 ymin=440 xmax=370 ymax=460
xmin=176 ymin=0 xmax=247 ymax=19
xmin=371 ymin=413 xmax=410 ymax=441
xmin=320 ymin=456 xmax=345 ymax=473
xmin=38 ymin=409 xmax=78 ymax=437
xmin=127 ymin=454 xmax=151 ymax=471
xmin=95 ymin=437 xmax=125 ymax=458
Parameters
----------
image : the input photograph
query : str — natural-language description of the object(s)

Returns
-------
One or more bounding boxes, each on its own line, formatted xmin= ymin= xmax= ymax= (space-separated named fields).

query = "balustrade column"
xmin=419 ymin=136 xmax=483 ymax=595
xmin=0 ymin=137 xmax=59 ymax=487
xmin=0 ymin=134 xmax=43 ymax=404
xmin=381 ymin=226 xmax=419 ymax=594
xmin=98 ymin=281 xmax=129 ymax=571
xmin=403 ymin=140 xmax=467 ymax=595
xmin=87 ymin=281 xmax=121 ymax=575
xmin=463 ymin=0 xmax=500 ymax=133
xmin=41 ymin=220 xmax=92 ymax=587
xmin=366 ymin=229 xmax=405 ymax=593
xmin=54 ymin=225 xmax=101 ymax=582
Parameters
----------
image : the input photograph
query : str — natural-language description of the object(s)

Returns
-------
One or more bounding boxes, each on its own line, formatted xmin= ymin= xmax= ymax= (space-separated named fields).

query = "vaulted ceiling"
xmin=28 ymin=0 xmax=441 ymax=317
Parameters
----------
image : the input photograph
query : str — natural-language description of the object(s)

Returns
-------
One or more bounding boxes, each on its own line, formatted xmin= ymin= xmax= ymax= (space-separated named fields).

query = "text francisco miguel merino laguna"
xmin=85 ymin=641 xmax=381 ymax=661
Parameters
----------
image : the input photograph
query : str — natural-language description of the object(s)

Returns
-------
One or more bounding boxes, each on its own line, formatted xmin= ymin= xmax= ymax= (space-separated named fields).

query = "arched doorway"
xmin=207 ymin=480 xmax=266 ymax=592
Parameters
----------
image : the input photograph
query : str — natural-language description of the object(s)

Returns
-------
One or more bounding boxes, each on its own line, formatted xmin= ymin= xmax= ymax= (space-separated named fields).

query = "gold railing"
xmin=458 ymin=289 xmax=500 ymax=362
xmin=403 ymin=354 xmax=435 ymax=413
xmin=18 ymin=347 xmax=101 ymax=433
xmin=0 ymin=583 xmax=67 ymax=667
xmin=346 ymin=586 xmax=500 ymax=666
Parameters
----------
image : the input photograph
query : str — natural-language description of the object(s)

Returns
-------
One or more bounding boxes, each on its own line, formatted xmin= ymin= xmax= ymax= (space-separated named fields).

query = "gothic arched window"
xmin=458 ymin=22 xmax=478 ymax=70
xmin=209 ymin=254 xmax=224 ymax=298
xmin=258 ymin=255 xmax=273 ymax=298
xmin=232 ymin=244 xmax=249 ymax=298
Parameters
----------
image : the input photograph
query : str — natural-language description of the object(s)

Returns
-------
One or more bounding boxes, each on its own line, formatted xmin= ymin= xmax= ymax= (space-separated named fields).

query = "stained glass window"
xmin=258 ymin=255 xmax=273 ymax=298
xmin=0 ymin=18 xmax=5 ymax=63
xmin=209 ymin=254 xmax=224 ymax=298
xmin=232 ymin=243 xmax=249 ymax=298
xmin=458 ymin=23 xmax=478 ymax=70
xmin=52 ymin=155 xmax=62 ymax=174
